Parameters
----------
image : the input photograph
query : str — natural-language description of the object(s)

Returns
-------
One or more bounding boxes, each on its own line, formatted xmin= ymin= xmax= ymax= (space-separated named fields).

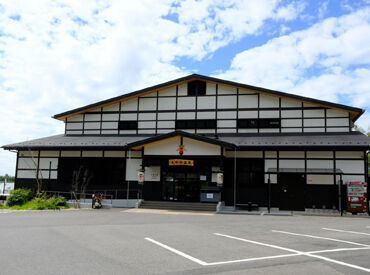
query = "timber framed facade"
xmin=3 ymin=74 xmax=370 ymax=212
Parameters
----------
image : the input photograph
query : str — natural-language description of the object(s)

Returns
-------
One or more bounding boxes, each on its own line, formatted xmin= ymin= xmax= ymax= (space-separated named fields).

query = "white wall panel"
xmin=327 ymin=127 xmax=348 ymax=132
xmin=238 ymin=129 xmax=258 ymax=133
xmin=18 ymin=158 xmax=38 ymax=169
xmin=66 ymin=130 xmax=83 ymax=135
xmin=121 ymin=98 xmax=138 ymax=111
xmin=239 ymin=88 xmax=255 ymax=95
xmin=307 ymin=160 xmax=333 ymax=169
xmin=178 ymin=97 xmax=195 ymax=109
xmin=304 ymin=127 xmax=325 ymax=132
xmin=281 ymin=128 xmax=302 ymax=133
xmin=327 ymin=109 xmax=348 ymax=117
xmin=102 ymin=113 xmax=119 ymax=121
xmin=197 ymin=96 xmax=216 ymax=109
xmin=83 ymin=130 xmax=100 ymax=134
xmin=225 ymin=151 xmax=263 ymax=158
xmin=177 ymin=83 xmax=187 ymax=96
xmin=101 ymin=130 xmax=118 ymax=134
xmin=126 ymin=158 xmax=142 ymax=181
xmin=281 ymin=110 xmax=301 ymax=118
xmin=259 ymin=129 xmax=279 ymax=133
xmin=138 ymin=121 xmax=156 ymax=129
xmin=196 ymin=129 xmax=216 ymax=134
xmin=85 ymin=114 xmax=101 ymax=121
xmin=66 ymin=123 xmax=83 ymax=130
xmin=265 ymin=151 xmax=277 ymax=158
xmin=158 ymin=97 xmax=176 ymax=110
xmin=336 ymin=160 xmax=364 ymax=174
xmin=145 ymin=137 xmax=180 ymax=155
xmin=281 ymin=99 xmax=301 ymax=108
xmin=119 ymin=130 xmax=137 ymax=134
xmin=104 ymin=151 xmax=125 ymax=157
xmin=120 ymin=113 xmax=137 ymax=120
xmin=158 ymin=112 xmax=175 ymax=120
xmin=218 ymin=96 xmax=237 ymax=109
xmin=217 ymin=111 xmax=236 ymax=119
xmin=279 ymin=159 xmax=305 ymax=169
xmin=260 ymin=95 xmax=279 ymax=108
xmin=218 ymin=128 xmax=236 ymax=133
xmin=206 ymin=82 xmax=216 ymax=95
xmin=126 ymin=150 xmax=142 ymax=158
xmin=139 ymin=98 xmax=156 ymax=111
xmin=138 ymin=113 xmax=156 ymax=120
xmin=177 ymin=112 xmax=195 ymax=119
xmin=197 ymin=112 xmax=216 ymax=119
xmin=103 ymin=103 xmax=120 ymax=112
xmin=84 ymin=122 xmax=100 ymax=130
xmin=40 ymin=151 xmax=59 ymax=157
xmin=61 ymin=151 xmax=81 ymax=157
xmin=19 ymin=151 xmax=39 ymax=157
xmin=17 ymin=170 xmax=37 ymax=179
xmin=67 ymin=114 xmax=84 ymax=122
xmin=218 ymin=85 xmax=236 ymax=95
xmin=217 ymin=120 xmax=236 ymax=128
xmin=307 ymin=151 xmax=333 ymax=158
xmin=82 ymin=151 xmax=103 ymax=157
xmin=159 ymin=86 xmax=176 ymax=97
xmin=265 ymin=159 xmax=277 ymax=183
xmin=279 ymin=151 xmax=304 ymax=158
xmin=307 ymin=174 xmax=333 ymax=185
xmin=281 ymin=119 xmax=302 ymax=127
xmin=238 ymin=111 xmax=258 ymax=118
xmin=39 ymin=158 xmax=58 ymax=169
xmin=327 ymin=118 xmax=349 ymax=127
xmin=183 ymin=137 xmax=220 ymax=155
xmin=304 ymin=119 xmax=325 ymax=127
xmin=303 ymin=109 xmax=324 ymax=118
xmin=102 ymin=122 xmax=118 ymax=129
xmin=259 ymin=110 xmax=279 ymax=118
xmin=238 ymin=95 xmax=258 ymax=108
xmin=157 ymin=121 xmax=175 ymax=128
xmin=336 ymin=151 xmax=363 ymax=159
xmin=138 ymin=129 xmax=155 ymax=134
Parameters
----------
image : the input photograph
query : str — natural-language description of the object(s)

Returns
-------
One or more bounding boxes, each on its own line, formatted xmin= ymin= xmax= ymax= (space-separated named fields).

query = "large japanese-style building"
xmin=3 ymin=74 xmax=370 ymax=212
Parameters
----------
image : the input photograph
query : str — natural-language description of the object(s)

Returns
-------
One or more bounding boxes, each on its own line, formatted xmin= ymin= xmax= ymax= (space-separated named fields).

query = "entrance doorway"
xmin=278 ymin=173 xmax=306 ymax=211
xmin=162 ymin=171 xmax=207 ymax=202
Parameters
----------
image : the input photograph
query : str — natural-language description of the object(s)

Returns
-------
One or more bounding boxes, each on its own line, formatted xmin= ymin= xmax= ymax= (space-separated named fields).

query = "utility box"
xmin=346 ymin=181 xmax=367 ymax=213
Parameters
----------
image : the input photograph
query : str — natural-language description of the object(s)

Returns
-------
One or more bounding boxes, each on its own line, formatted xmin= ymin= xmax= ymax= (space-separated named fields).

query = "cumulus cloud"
xmin=216 ymin=7 xmax=370 ymax=125
xmin=0 ymin=0 xmax=305 ymax=175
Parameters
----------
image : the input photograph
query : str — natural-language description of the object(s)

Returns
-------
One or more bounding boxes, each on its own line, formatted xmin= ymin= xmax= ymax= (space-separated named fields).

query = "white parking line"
xmin=272 ymin=230 xmax=369 ymax=247
xmin=145 ymin=237 xmax=207 ymax=266
xmin=145 ymin=235 xmax=370 ymax=272
xmin=322 ymin=228 xmax=370 ymax=236
xmin=216 ymin=233 xmax=370 ymax=273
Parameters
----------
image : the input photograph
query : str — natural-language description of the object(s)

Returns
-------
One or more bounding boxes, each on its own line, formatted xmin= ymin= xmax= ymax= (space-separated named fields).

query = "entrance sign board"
xmin=346 ymin=181 xmax=367 ymax=213
xmin=169 ymin=159 xmax=194 ymax=166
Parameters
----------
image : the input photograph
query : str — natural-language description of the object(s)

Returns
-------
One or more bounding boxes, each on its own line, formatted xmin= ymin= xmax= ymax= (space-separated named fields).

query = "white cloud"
xmin=216 ymin=8 xmax=370 ymax=129
xmin=0 ymin=0 xmax=305 ymax=175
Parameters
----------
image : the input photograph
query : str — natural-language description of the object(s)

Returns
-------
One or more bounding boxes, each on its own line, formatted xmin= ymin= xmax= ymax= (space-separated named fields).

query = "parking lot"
xmin=0 ymin=208 xmax=369 ymax=274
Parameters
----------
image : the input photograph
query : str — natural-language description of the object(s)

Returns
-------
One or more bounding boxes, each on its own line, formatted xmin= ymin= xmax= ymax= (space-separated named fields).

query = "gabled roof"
xmin=52 ymin=74 xmax=365 ymax=121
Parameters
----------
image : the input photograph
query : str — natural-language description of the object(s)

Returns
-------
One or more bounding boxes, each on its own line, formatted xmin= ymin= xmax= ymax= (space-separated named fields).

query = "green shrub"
xmin=7 ymin=188 xmax=33 ymax=206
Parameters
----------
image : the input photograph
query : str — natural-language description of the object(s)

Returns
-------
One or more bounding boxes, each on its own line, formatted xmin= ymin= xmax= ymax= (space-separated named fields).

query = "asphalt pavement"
xmin=0 ymin=208 xmax=369 ymax=274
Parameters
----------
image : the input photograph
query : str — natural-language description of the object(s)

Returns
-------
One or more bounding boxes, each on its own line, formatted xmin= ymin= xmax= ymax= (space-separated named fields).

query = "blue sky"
xmin=0 ymin=0 xmax=370 ymax=175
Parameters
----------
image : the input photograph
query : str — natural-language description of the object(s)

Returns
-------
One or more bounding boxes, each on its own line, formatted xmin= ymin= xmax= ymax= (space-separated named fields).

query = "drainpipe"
xmin=233 ymin=147 xmax=237 ymax=211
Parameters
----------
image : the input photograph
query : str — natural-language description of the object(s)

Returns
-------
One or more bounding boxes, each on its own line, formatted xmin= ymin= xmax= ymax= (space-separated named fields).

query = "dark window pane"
xmin=259 ymin=118 xmax=280 ymax=128
xmin=118 ymin=121 xmax=138 ymax=130
xmin=187 ymin=80 xmax=206 ymax=96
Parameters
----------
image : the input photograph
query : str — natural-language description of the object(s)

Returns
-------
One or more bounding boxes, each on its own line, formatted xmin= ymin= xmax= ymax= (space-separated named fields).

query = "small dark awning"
xmin=267 ymin=168 xmax=343 ymax=175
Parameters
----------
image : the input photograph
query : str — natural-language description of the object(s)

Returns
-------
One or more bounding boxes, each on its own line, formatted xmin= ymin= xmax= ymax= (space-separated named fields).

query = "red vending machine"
xmin=347 ymin=181 xmax=367 ymax=213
